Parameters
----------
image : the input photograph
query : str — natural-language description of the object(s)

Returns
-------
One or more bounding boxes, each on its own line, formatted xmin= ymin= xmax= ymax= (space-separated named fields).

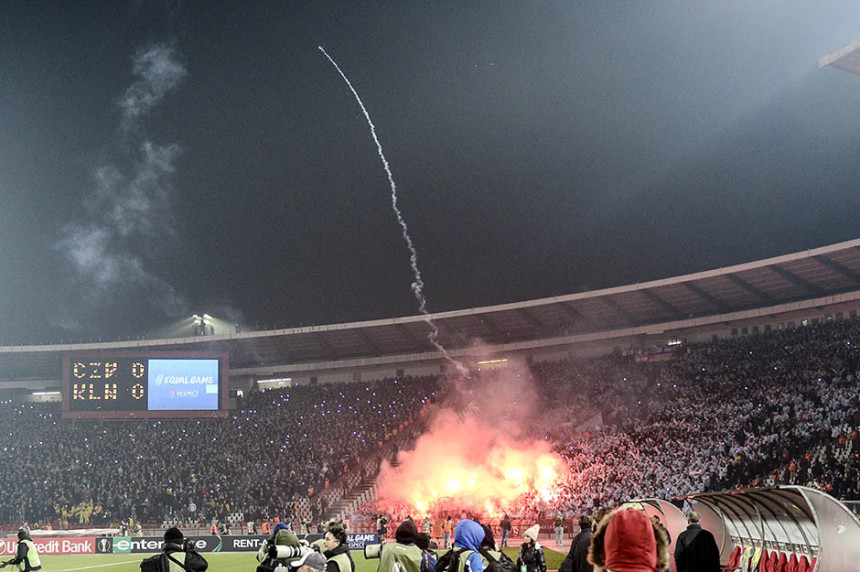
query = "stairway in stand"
xmin=323 ymin=459 xmax=400 ymax=524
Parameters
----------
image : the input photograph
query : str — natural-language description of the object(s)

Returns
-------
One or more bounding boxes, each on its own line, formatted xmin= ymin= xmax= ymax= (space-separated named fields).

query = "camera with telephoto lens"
xmin=269 ymin=545 xmax=309 ymax=560
xmin=364 ymin=543 xmax=384 ymax=559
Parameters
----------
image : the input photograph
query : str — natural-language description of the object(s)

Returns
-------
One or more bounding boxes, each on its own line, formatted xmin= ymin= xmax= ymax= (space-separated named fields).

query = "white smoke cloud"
xmin=89 ymin=142 xmax=181 ymax=237
xmin=55 ymin=42 xmax=188 ymax=332
xmin=120 ymin=43 xmax=187 ymax=128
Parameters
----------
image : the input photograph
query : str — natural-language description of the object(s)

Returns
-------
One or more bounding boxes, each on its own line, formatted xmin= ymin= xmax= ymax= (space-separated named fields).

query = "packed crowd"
xmin=530 ymin=317 xmax=860 ymax=514
xmin=1 ymin=316 xmax=859 ymax=530
xmin=0 ymin=376 xmax=436 ymax=527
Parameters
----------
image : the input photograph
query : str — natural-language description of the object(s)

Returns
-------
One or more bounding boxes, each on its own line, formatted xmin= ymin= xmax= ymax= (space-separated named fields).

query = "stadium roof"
xmin=1 ymin=238 xmax=859 ymax=382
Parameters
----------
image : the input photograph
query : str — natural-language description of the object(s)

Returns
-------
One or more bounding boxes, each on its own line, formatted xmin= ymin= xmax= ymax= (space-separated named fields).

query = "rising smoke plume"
xmin=55 ymin=43 xmax=188 ymax=333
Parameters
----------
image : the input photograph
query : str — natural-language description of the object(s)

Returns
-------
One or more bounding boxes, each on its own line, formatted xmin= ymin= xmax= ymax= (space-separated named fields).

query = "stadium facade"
xmin=1 ymin=238 xmax=858 ymax=400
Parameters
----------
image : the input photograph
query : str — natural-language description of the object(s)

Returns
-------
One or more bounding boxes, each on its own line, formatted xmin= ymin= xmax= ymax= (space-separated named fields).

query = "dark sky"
xmin=2 ymin=2 xmax=860 ymax=344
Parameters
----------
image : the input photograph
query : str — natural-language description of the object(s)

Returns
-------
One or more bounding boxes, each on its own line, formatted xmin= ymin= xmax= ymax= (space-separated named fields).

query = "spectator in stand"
xmin=2 ymin=318 xmax=860 ymax=529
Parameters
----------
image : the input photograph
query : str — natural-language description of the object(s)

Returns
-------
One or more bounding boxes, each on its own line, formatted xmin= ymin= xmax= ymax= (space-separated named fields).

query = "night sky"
xmin=3 ymin=2 xmax=860 ymax=344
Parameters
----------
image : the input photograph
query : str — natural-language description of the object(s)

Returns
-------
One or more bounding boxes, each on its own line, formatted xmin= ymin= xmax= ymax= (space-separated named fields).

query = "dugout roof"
xmin=1 ymin=238 xmax=859 ymax=381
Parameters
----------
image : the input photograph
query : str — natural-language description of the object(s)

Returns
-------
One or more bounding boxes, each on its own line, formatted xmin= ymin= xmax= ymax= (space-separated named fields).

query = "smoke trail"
xmin=120 ymin=43 xmax=187 ymax=129
xmin=55 ymin=43 xmax=188 ymax=333
xmin=319 ymin=46 xmax=468 ymax=376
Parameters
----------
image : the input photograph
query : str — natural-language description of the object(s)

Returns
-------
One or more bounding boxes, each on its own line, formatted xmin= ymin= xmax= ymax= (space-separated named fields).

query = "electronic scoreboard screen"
xmin=62 ymin=351 xmax=229 ymax=419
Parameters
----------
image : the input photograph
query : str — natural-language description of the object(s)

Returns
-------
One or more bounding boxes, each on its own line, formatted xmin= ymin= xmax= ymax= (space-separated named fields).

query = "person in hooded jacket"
xmin=517 ymin=525 xmax=546 ymax=572
xmin=448 ymin=519 xmax=485 ymax=572
xmin=588 ymin=508 xmax=669 ymax=572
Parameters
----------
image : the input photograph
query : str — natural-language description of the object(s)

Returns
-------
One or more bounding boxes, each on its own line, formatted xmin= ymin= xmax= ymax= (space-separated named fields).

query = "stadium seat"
xmin=737 ymin=546 xmax=754 ymax=572
xmin=728 ymin=545 xmax=742 ymax=568
xmin=767 ymin=550 xmax=778 ymax=572
xmin=756 ymin=549 xmax=769 ymax=572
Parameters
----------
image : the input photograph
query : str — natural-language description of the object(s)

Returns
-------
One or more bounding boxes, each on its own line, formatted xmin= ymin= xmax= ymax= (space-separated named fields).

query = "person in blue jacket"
xmin=452 ymin=520 xmax=485 ymax=572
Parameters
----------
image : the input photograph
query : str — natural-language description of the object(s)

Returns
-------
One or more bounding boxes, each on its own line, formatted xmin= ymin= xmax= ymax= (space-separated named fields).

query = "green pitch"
xmin=40 ymin=547 xmax=565 ymax=572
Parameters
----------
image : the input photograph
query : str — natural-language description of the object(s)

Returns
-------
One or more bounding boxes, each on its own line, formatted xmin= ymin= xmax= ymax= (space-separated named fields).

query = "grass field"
xmin=39 ymin=546 xmax=567 ymax=572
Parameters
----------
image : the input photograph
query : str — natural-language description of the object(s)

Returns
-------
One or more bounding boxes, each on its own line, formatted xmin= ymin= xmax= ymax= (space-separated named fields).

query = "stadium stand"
xmin=0 ymin=376 xmax=436 ymax=529
xmin=0 ymin=313 xmax=859 ymax=569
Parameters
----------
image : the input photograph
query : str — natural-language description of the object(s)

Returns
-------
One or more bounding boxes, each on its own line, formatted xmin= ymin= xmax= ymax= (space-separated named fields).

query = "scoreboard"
xmin=62 ymin=351 xmax=229 ymax=419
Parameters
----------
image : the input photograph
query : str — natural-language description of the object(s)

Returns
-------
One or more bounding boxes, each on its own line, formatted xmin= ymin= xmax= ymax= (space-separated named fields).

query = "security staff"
xmin=5 ymin=527 xmax=41 ymax=572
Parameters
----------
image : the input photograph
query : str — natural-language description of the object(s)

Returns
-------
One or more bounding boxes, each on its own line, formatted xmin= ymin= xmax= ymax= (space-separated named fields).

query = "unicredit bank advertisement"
xmin=0 ymin=534 xmax=382 ymax=556
xmin=0 ymin=537 xmax=96 ymax=555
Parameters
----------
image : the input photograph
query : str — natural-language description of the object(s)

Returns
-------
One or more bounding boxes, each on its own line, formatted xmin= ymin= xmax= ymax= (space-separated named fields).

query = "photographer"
xmin=160 ymin=528 xmax=208 ymax=572
xmin=258 ymin=524 xmax=292 ymax=565
xmin=258 ymin=528 xmax=303 ymax=572
xmin=377 ymin=515 xmax=388 ymax=539
xmin=377 ymin=520 xmax=422 ymax=572
xmin=4 ymin=526 xmax=41 ymax=572
xmin=322 ymin=523 xmax=355 ymax=572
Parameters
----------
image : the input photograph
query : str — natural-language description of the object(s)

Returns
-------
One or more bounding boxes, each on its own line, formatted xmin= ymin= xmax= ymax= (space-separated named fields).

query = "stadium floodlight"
xmin=820 ymin=37 xmax=860 ymax=76
xmin=192 ymin=313 xmax=215 ymax=336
